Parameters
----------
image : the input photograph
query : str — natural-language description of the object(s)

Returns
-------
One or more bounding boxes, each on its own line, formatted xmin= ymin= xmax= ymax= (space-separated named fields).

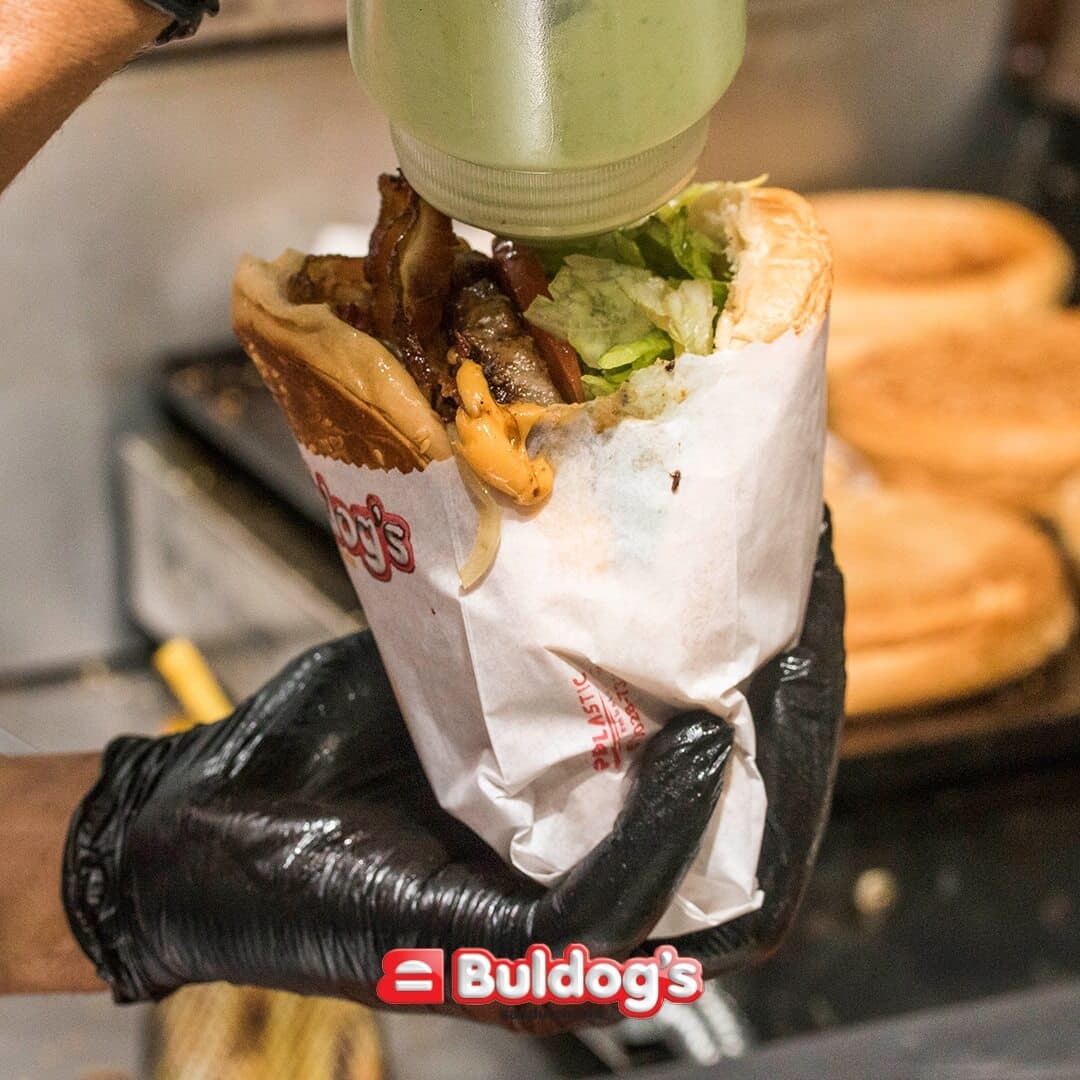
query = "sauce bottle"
xmin=348 ymin=0 xmax=747 ymax=238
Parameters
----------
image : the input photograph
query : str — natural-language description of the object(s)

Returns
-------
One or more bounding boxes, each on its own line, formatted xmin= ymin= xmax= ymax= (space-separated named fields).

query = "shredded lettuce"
xmin=621 ymin=277 xmax=717 ymax=357
xmin=535 ymin=206 xmax=728 ymax=284
xmin=582 ymin=371 xmax=635 ymax=398
xmin=525 ymin=186 xmax=737 ymax=396
xmin=636 ymin=207 xmax=726 ymax=281
xmin=534 ymin=232 xmax=645 ymax=278
xmin=592 ymin=329 xmax=675 ymax=370
xmin=581 ymin=330 xmax=675 ymax=399
xmin=525 ymin=257 xmax=719 ymax=395
xmin=525 ymin=256 xmax=655 ymax=366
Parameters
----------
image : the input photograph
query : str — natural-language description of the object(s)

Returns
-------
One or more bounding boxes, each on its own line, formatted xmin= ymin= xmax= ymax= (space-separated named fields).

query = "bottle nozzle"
xmin=392 ymin=117 xmax=710 ymax=240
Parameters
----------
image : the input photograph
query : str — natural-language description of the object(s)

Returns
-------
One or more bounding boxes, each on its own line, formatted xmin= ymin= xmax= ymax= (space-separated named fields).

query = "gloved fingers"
xmin=764 ymin=507 xmax=846 ymax=739
xmin=748 ymin=509 xmax=845 ymax=751
xmin=531 ymin=711 xmax=734 ymax=960
xmin=748 ymin=506 xmax=845 ymax=898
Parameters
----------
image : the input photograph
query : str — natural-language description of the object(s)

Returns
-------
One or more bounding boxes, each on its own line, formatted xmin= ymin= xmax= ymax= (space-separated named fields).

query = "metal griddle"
xmin=159 ymin=348 xmax=331 ymax=528
xmin=157 ymin=349 xmax=1080 ymax=796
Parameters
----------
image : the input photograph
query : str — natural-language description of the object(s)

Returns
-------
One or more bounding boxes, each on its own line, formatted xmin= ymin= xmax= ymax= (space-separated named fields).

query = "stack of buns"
xmin=816 ymin=190 xmax=1078 ymax=717
xmin=826 ymin=445 xmax=1075 ymax=716
xmin=1057 ymin=473 xmax=1080 ymax=570
xmin=810 ymin=190 xmax=1074 ymax=372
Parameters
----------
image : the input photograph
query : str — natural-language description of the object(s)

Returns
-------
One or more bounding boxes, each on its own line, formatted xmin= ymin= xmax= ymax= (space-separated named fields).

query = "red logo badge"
xmin=376 ymin=948 xmax=446 ymax=1005
xmin=315 ymin=473 xmax=416 ymax=583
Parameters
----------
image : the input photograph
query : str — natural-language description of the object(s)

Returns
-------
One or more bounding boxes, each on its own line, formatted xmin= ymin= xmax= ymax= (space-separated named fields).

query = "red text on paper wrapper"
xmin=572 ymin=672 xmax=647 ymax=772
xmin=315 ymin=473 xmax=415 ymax=582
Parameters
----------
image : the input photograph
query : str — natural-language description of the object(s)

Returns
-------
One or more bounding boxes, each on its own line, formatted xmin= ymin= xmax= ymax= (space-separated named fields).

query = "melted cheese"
xmin=453 ymin=360 xmax=554 ymax=506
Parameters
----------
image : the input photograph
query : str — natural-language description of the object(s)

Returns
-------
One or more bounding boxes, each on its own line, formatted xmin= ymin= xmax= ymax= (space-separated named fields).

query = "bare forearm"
xmin=0 ymin=0 xmax=169 ymax=193
xmin=0 ymin=753 xmax=104 ymax=994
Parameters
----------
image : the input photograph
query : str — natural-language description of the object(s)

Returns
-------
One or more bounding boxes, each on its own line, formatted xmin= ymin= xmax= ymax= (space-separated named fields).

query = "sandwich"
xmin=233 ymin=174 xmax=830 ymax=531
xmin=230 ymin=174 xmax=834 ymax=937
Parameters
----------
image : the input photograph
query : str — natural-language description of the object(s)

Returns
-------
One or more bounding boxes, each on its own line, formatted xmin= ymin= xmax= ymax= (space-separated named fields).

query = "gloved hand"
xmin=62 ymin=651 xmax=735 ymax=1030
xmin=63 ymin=513 xmax=844 ymax=1030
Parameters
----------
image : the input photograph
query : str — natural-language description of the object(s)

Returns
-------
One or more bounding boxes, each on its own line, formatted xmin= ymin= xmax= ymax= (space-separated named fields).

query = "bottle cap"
xmin=392 ymin=117 xmax=709 ymax=240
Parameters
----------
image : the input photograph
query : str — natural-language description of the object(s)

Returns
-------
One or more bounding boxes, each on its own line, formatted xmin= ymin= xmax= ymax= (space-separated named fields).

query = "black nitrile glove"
xmin=63 ymin=643 xmax=734 ymax=1029
xmin=63 ymin=513 xmax=844 ymax=1029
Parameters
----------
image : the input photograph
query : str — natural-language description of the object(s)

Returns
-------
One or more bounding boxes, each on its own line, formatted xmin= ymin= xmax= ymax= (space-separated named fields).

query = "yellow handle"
xmin=153 ymin=638 xmax=233 ymax=727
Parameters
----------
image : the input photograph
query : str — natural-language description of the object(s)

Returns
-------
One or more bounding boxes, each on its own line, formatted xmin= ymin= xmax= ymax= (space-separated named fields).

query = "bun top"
xmin=811 ymin=189 xmax=1072 ymax=294
xmin=809 ymin=189 xmax=1074 ymax=368
xmin=692 ymin=185 xmax=832 ymax=348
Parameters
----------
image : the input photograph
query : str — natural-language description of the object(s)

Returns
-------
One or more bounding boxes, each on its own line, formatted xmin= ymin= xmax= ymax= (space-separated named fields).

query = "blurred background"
xmin=1 ymin=0 xmax=1079 ymax=1077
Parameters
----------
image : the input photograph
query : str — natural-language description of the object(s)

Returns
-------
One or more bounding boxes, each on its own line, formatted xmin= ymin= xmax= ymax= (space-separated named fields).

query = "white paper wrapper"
xmin=299 ymin=322 xmax=827 ymax=936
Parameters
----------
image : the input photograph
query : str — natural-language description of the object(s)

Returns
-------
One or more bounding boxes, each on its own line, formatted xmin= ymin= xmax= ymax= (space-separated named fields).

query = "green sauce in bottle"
xmin=348 ymin=0 xmax=746 ymax=238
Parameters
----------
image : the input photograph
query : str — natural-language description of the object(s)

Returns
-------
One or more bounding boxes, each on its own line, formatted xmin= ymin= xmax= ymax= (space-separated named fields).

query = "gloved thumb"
xmin=532 ymin=711 xmax=734 ymax=958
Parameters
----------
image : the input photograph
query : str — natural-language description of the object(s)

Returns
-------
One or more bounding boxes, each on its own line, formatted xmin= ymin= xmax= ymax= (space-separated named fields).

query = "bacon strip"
xmin=285 ymin=255 xmax=373 ymax=334
xmin=366 ymin=174 xmax=460 ymax=419
xmin=452 ymin=278 xmax=562 ymax=407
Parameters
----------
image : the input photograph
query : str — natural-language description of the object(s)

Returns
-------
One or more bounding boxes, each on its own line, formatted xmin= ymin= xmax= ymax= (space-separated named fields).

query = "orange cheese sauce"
xmin=453 ymin=360 xmax=554 ymax=506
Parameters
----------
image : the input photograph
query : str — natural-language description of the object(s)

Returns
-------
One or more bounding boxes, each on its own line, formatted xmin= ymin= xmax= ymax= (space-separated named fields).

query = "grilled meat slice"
xmin=493 ymin=239 xmax=585 ymax=404
xmin=452 ymin=245 xmax=497 ymax=292
xmin=366 ymin=174 xmax=460 ymax=419
xmin=285 ymin=254 xmax=373 ymax=334
xmin=452 ymin=277 xmax=563 ymax=407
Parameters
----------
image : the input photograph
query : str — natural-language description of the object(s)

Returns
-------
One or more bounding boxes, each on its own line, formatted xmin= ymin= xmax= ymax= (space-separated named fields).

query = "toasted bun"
xmin=233 ymin=250 xmax=452 ymax=471
xmin=1056 ymin=472 xmax=1080 ymax=570
xmin=827 ymin=477 xmax=1076 ymax=716
xmin=810 ymin=190 xmax=1074 ymax=371
xmin=829 ymin=310 xmax=1080 ymax=514
xmin=691 ymin=185 xmax=832 ymax=347
xmin=232 ymin=186 xmax=832 ymax=474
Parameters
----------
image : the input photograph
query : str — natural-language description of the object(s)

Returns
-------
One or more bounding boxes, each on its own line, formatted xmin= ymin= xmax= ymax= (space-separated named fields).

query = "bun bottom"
xmin=236 ymin=320 xmax=430 ymax=474
xmin=846 ymin=592 xmax=1074 ymax=717
xmin=1057 ymin=473 xmax=1080 ymax=571
xmin=828 ymin=476 xmax=1076 ymax=716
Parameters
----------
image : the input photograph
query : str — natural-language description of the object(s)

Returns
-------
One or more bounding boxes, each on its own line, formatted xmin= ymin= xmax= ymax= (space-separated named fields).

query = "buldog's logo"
xmin=376 ymin=949 xmax=445 ymax=1005
xmin=315 ymin=473 xmax=415 ymax=582
xmin=374 ymin=944 xmax=703 ymax=1016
